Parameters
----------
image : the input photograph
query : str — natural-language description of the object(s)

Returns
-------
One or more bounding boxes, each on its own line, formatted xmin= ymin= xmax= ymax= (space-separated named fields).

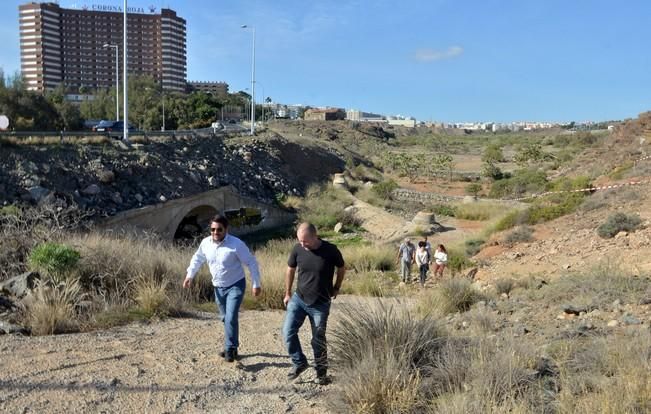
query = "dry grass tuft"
xmin=329 ymin=301 xmax=446 ymax=412
xmin=133 ymin=276 xmax=170 ymax=316
xmin=421 ymin=277 xmax=484 ymax=315
xmin=29 ymin=279 xmax=82 ymax=335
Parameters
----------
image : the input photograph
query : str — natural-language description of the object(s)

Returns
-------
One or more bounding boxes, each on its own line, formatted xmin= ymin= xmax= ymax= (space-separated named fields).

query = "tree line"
xmin=0 ymin=69 xmax=252 ymax=132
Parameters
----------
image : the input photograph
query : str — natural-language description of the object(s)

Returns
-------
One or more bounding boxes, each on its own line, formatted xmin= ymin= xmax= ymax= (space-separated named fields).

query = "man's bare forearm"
xmin=285 ymin=267 xmax=296 ymax=296
xmin=334 ymin=267 xmax=345 ymax=289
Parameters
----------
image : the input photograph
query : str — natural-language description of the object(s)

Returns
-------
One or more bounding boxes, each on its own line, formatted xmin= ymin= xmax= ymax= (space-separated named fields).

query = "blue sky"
xmin=1 ymin=0 xmax=650 ymax=122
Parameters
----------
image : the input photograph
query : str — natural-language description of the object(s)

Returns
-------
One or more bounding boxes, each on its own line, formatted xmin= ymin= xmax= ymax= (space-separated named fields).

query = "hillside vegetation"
xmin=2 ymin=113 xmax=651 ymax=413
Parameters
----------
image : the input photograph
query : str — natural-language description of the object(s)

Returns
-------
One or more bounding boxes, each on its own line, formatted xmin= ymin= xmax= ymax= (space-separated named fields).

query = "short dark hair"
xmin=211 ymin=214 xmax=229 ymax=228
xmin=418 ymin=241 xmax=426 ymax=248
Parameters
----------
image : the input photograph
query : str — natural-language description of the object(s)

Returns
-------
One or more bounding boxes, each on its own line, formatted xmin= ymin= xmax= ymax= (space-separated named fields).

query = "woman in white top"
xmin=415 ymin=241 xmax=430 ymax=287
xmin=433 ymin=244 xmax=448 ymax=279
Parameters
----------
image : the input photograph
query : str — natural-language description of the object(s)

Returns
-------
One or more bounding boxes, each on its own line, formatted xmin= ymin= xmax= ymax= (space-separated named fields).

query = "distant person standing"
xmin=183 ymin=215 xmax=261 ymax=363
xmin=397 ymin=237 xmax=416 ymax=283
xmin=423 ymin=235 xmax=432 ymax=258
xmin=433 ymin=244 xmax=448 ymax=279
xmin=415 ymin=241 xmax=431 ymax=287
xmin=282 ymin=222 xmax=345 ymax=386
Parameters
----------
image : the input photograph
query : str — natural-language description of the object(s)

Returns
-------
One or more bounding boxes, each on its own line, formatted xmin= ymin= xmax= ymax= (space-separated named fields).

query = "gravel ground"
xmin=0 ymin=305 xmax=338 ymax=414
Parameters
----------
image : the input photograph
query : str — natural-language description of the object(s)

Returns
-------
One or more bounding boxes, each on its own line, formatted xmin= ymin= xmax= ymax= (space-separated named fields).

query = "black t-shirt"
xmin=288 ymin=240 xmax=345 ymax=306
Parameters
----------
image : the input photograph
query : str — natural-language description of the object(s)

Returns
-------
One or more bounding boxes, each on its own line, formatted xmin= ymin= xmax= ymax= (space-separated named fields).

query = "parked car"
xmin=92 ymin=120 xmax=116 ymax=132
xmin=92 ymin=120 xmax=136 ymax=135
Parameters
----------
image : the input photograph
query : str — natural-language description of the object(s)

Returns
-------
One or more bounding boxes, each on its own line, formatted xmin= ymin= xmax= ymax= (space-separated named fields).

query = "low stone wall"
xmin=392 ymin=189 xmax=466 ymax=204
xmin=392 ymin=188 xmax=525 ymax=207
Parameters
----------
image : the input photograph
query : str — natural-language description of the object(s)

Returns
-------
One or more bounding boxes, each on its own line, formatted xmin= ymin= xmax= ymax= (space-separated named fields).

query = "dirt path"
xmin=0 ymin=307 xmax=332 ymax=413
xmin=350 ymin=198 xmax=410 ymax=242
xmin=350 ymin=195 xmax=485 ymax=248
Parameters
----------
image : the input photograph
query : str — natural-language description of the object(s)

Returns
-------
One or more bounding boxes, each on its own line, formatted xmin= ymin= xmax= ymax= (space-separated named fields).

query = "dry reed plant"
xmin=29 ymin=279 xmax=82 ymax=335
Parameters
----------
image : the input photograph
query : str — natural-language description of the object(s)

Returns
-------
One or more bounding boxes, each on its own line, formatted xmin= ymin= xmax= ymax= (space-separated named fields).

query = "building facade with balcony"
xmin=18 ymin=2 xmax=187 ymax=93
xmin=186 ymin=81 xmax=229 ymax=96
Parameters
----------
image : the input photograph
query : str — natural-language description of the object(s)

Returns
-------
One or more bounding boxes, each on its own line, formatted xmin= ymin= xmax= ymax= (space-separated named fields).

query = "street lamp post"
xmin=122 ymin=0 xmax=129 ymax=143
xmin=103 ymin=43 xmax=119 ymax=122
xmin=241 ymin=25 xmax=255 ymax=135
xmin=161 ymin=93 xmax=165 ymax=131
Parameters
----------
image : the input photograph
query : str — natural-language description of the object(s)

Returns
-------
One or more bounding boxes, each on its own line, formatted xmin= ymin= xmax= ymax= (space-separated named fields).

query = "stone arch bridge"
xmin=99 ymin=186 xmax=295 ymax=240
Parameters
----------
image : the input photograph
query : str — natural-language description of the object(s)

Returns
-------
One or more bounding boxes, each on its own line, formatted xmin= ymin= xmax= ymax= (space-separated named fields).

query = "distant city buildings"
xmin=304 ymin=107 xmax=345 ymax=121
xmin=18 ymin=2 xmax=187 ymax=93
xmin=446 ymin=121 xmax=561 ymax=132
xmin=346 ymin=109 xmax=384 ymax=122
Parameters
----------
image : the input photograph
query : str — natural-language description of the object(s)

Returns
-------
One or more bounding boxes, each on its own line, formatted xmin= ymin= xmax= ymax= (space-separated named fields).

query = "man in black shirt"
xmin=282 ymin=222 xmax=345 ymax=385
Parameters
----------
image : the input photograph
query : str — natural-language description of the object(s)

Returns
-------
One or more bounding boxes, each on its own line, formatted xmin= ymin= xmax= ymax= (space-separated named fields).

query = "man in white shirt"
xmin=183 ymin=214 xmax=262 ymax=362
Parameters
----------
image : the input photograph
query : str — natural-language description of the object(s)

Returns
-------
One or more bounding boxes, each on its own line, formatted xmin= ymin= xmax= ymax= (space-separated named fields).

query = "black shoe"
xmin=220 ymin=349 xmax=238 ymax=362
xmin=316 ymin=374 xmax=331 ymax=386
xmin=287 ymin=363 xmax=308 ymax=380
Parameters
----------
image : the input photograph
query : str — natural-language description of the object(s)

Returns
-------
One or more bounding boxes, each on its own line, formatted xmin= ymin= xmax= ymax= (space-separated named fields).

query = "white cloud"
xmin=414 ymin=46 xmax=463 ymax=62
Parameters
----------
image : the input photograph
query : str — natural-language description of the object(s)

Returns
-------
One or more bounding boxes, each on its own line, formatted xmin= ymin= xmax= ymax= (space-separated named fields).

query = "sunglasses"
xmin=210 ymin=227 xmax=225 ymax=233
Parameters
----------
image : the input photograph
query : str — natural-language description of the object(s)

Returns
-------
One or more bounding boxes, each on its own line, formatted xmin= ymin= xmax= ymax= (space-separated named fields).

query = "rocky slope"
xmin=0 ymin=132 xmax=345 ymax=219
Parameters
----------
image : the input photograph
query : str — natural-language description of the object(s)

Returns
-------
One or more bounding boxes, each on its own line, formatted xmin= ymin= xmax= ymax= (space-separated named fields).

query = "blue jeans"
xmin=214 ymin=277 xmax=246 ymax=352
xmin=282 ymin=293 xmax=331 ymax=375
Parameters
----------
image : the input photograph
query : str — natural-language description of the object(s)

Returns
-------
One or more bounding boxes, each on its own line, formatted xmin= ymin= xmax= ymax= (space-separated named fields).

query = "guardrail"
xmin=0 ymin=127 xmax=232 ymax=142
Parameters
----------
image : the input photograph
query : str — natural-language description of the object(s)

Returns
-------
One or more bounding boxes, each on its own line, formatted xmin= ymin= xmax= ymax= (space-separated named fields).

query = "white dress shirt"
xmin=186 ymin=234 xmax=261 ymax=288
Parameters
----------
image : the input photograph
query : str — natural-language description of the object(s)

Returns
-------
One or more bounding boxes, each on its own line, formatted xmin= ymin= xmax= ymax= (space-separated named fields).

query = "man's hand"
xmin=283 ymin=294 xmax=292 ymax=307
xmin=182 ymin=277 xmax=192 ymax=289
xmin=252 ymin=287 xmax=262 ymax=297
xmin=331 ymin=286 xmax=340 ymax=299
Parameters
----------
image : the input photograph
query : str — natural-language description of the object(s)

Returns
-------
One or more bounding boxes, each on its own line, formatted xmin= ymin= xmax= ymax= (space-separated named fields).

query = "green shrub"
xmin=456 ymin=202 xmax=506 ymax=221
xmin=447 ymin=248 xmax=475 ymax=274
xmin=482 ymin=162 xmax=504 ymax=180
xmin=430 ymin=203 xmax=457 ymax=217
xmin=481 ymin=144 xmax=505 ymax=164
xmin=597 ymin=212 xmax=642 ymax=238
xmin=464 ymin=238 xmax=485 ymax=257
xmin=494 ymin=210 xmax=524 ymax=231
xmin=371 ymin=179 xmax=398 ymax=200
xmin=465 ymin=183 xmax=482 ymax=197
xmin=608 ymin=161 xmax=634 ymax=180
xmin=493 ymin=176 xmax=590 ymax=229
xmin=489 ymin=169 xmax=548 ymax=198
xmin=299 ymin=184 xmax=352 ymax=230
xmin=0 ymin=205 xmax=21 ymax=217
xmin=29 ymin=242 xmax=81 ymax=280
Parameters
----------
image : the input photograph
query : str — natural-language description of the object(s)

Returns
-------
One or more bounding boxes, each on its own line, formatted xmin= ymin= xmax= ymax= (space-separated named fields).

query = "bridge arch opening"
xmin=173 ymin=205 xmax=219 ymax=241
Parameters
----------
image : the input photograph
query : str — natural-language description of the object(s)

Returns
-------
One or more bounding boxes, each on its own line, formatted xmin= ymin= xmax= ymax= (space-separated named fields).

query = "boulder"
xmin=412 ymin=211 xmax=436 ymax=226
xmin=97 ymin=170 xmax=115 ymax=184
xmin=0 ymin=320 xmax=27 ymax=335
xmin=332 ymin=173 xmax=346 ymax=189
xmin=334 ymin=222 xmax=343 ymax=233
xmin=82 ymin=184 xmax=101 ymax=196
xmin=0 ymin=271 xmax=40 ymax=299
xmin=28 ymin=186 xmax=51 ymax=203
xmin=562 ymin=304 xmax=587 ymax=315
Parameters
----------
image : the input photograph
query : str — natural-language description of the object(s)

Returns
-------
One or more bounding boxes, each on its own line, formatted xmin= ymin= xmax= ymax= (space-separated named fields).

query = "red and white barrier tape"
xmin=507 ymin=179 xmax=651 ymax=201
xmin=635 ymin=154 xmax=651 ymax=163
